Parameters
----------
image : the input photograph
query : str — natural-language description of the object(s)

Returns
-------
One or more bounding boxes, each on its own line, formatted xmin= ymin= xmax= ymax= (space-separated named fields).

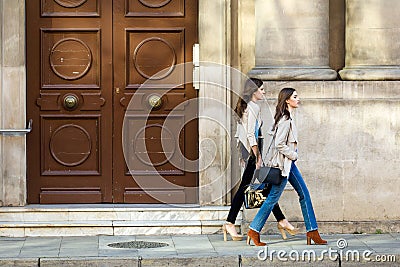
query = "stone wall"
xmin=198 ymin=0 xmax=232 ymax=205
xmin=241 ymin=81 xmax=400 ymax=232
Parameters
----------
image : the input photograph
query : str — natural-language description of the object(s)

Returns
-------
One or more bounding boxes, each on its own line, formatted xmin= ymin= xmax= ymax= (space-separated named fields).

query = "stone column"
xmin=249 ymin=0 xmax=337 ymax=80
xmin=0 ymin=0 xmax=27 ymax=206
xmin=339 ymin=0 xmax=400 ymax=80
xmin=198 ymin=0 xmax=232 ymax=205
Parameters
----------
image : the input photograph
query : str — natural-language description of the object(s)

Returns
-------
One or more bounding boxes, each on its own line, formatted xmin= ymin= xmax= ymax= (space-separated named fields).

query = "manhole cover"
xmin=108 ymin=240 xmax=169 ymax=249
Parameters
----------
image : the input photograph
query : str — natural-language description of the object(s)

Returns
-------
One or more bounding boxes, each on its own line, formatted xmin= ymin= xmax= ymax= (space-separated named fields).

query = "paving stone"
xmin=22 ymin=237 xmax=62 ymax=249
xmin=59 ymin=248 xmax=98 ymax=257
xmin=19 ymin=248 xmax=60 ymax=258
xmin=172 ymin=235 xmax=213 ymax=250
xmin=0 ymin=247 xmax=22 ymax=258
xmin=98 ymin=249 xmax=139 ymax=257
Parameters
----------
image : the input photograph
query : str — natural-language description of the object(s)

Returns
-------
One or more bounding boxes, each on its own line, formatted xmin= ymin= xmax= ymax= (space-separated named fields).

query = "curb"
xmin=1 ymin=255 xmax=399 ymax=267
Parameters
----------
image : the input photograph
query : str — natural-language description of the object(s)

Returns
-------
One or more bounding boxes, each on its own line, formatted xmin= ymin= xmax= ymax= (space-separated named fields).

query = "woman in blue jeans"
xmin=247 ymin=88 xmax=327 ymax=246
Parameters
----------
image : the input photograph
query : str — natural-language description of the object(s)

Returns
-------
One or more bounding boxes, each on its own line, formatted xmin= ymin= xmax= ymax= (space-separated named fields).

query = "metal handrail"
xmin=0 ymin=119 xmax=32 ymax=136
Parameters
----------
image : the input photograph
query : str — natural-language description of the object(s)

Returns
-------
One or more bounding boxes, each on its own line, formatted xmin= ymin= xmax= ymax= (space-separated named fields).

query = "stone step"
xmin=0 ymin=204 xmax=239 ymax=221
xmin=0 ymin=204 xmax=242 ymax=237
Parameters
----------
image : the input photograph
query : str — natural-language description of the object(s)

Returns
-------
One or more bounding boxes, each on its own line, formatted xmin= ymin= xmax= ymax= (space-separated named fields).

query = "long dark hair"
xmin=273 ymin=87 xmax=296 ymax=130
xmin=234 ymin=78 xmax=263 ymax=118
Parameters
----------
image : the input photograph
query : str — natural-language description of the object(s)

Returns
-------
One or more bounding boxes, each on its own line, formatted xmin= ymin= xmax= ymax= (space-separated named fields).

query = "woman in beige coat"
xmin=247 ymin=88 xmax=327 ymax=246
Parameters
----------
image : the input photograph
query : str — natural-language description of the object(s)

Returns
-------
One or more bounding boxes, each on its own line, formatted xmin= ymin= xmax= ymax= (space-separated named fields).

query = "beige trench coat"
xmin=265 ymin=116 xmax=298 ymax=177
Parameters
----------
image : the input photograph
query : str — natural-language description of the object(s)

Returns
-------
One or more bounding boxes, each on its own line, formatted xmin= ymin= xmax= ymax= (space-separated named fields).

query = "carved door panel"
xmin=27 ymin=0 xmax=113 ymax=203
xmin=113 ymin=0 xmax=199 ymax=203
xmin=26 ymin=0 xmax=198 ymax=204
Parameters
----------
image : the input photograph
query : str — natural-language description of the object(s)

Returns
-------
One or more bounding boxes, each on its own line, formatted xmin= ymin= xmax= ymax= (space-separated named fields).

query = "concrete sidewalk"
xmin=0 ymin=233 xmax=399 ymax=266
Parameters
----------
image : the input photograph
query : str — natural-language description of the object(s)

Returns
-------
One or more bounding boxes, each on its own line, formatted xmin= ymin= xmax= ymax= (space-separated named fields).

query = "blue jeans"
xmin=249 ymin=162 xmax=318 ymax=233
xmin=249 ymin=177 xmax=288 ymax=233
xmin=288 ymin=162 xmax=318 ymax=232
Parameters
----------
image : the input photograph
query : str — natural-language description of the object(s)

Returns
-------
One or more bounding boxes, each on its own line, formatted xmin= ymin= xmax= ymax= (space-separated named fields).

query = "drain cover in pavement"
xmin=108 ymin=240 xmax=169 ymax=249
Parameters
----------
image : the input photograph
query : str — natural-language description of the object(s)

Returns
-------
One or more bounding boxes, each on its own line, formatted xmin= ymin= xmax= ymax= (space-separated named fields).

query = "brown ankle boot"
xmin=246 ymin=229 xmax=266 ymax=246
xmin=306 ymin=230 xmax=327 ymax=245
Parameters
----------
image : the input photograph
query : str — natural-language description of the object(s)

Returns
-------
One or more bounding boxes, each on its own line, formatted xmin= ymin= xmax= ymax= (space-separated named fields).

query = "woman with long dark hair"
xmin=247 ymin=87 xmax=327 ymax=246
xmin=223 ymin=78 xmax=298 ymax=241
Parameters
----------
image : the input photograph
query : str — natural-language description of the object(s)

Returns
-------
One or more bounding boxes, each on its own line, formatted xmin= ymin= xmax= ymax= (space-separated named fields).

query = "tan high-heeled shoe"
xmin=246 ymin=229 xmax=266 ymax=246
xmin=306 ymin=230 xmax=327 ymax=245
xmin=222 ymin=223 xmax=243 ymax=241
xmin=277 ymin=223 xmax=300 ymax=240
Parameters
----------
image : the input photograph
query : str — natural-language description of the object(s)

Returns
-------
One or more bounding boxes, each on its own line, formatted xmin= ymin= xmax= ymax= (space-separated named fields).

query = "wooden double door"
xmin=27 ymin=0 xmax=198 ymax=204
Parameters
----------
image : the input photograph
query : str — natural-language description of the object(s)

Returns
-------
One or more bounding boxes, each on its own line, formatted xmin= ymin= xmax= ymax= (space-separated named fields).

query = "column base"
xmin=248 ymin=67 xmax=337 ymax=81
xmin=339 ymin=67 xmax=400 ymax=80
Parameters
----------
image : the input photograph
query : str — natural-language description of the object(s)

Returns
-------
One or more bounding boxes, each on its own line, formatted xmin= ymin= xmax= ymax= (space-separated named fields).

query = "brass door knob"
xmin=63 ymin=94 xmax=79 ymax=110
xmin=148 ymin=94 xmax=163 ymax=109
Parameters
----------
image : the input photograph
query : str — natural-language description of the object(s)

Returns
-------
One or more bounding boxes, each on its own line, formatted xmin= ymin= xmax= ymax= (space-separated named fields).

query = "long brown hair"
xmin=273 ymin=87 xmax=296 ymax=130
xmin=234 ymin=78 xmax=263 ymax=118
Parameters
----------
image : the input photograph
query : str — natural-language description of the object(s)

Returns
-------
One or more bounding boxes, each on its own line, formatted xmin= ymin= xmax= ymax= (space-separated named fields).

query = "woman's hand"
xmin=251 ymin=145 xmax=262 ymax=169
xmin=256 ymin=155 xmax=262 ymax=169
xmin=293 ymin=148 xmax=298 ymax=162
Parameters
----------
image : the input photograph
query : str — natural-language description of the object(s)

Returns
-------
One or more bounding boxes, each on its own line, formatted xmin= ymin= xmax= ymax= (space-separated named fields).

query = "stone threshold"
xmin=0 ymin=204 xmax=242 ymax=237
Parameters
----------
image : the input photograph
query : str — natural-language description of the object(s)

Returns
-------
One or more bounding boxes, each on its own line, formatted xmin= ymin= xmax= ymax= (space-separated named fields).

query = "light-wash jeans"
xmin=249 ymin=162 xmax=318 ymax=233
